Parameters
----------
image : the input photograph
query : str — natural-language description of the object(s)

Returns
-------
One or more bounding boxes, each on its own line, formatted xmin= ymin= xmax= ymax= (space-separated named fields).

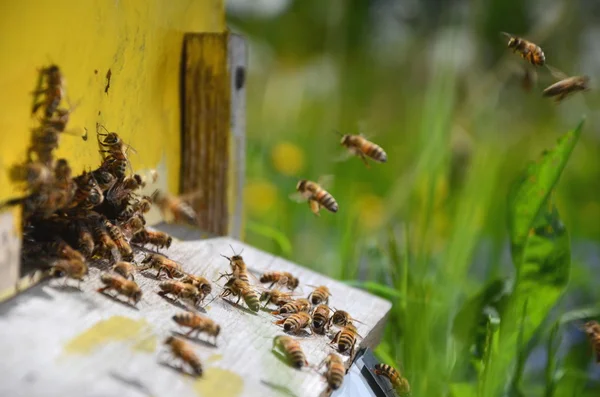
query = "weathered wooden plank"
xmin=0 ymin=236 xmax=391 ymax=397
xmin=0 ymin=210 xmax=20 ymax=297
xmin=181 ymin=33 xmax=233 ymax=237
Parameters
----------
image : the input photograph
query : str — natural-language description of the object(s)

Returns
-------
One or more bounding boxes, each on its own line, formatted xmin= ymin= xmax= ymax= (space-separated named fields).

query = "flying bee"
xmin=307 ymin=285 xmax=331 ymax=305
xmin=291 ymin=176 xmax=338 ymax=216
xmin=104 ymin=220 xmax=133 ymax=261
xmin=220 ymin=246 xmax=252 ymax=283
xmin=48 ymin=259 xmax=88 ymax=288
xmin=140 ymin=253 xmax=184 ymax=279
xmin=501 ymin=32 xmax=545 ymax=66
xmin=180 ymin=274 xmax=212 ymax=302
xmin=542 ymin=75 xmax=590 ymax=103
xmin=583 ymin=321 xmax=600 ymax=363
xmin=32 ymin=64 xmax=65 ymax=117
xmin=271 ymin=298 xmax=311 ymax=316
xmin=272 ymin=335 xmax=308 ymax=369
xmin=151 ymin=189 xmax=200 ymax=225
xmin=330 ymin=323 xmax=361 ymax=355
xmin=131 ymin=229 xmax=172 ymax=250
xmin=260 ymin=289 xmax=294 ymax=308
xmin=111 ymin=261 xmax=137 ymax=280
xmin=373 ymin=363 xmax=411 ymax=394
xmin=335 ymin=131 xmax=387 ymax=168
xmin=159 ymin=281 xmax=203 ymax=307
xmin=9 ymin=162 xmax=53 ymax=192
xmin=321 ymin=353 xmax=345 ymax=391
xmin=311 ymin=304 xmax=332 ymax=335
xmin=260 ymin=271 xmax=299 ymax=291
xmin=220 ymin=277 xmax=260 ymax=312
xmin=163 ymin=336 xmax=203 ymax=377
xmin=275 ymin=311 xmax=312 ymax=335
xmin=98 ymin=273 xmax=142 ymax=305
xmin=329 ymin=309 xmax=365 ymax=328
xmin=172 ymin=312 xmax=220 ymax=344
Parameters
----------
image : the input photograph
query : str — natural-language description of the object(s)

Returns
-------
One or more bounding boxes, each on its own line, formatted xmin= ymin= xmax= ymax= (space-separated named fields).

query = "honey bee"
xmin=275 ymin=311 xmax=313 ymax=335
xmin=311 ymin=304 xmax=332 ymax=334
xmin=103 ymin=220 xmax=133 ymax=260
xmin=163 ymin=336 xmax=203 ymax=376
xmin=260 ymin=271 xmax=299 ymax=291
xmin=96 ymin=125 xmax=133 ymax=178
xmin=151 ymin=189 xmax=199 ymax=225
xmin=111 ymin=261 xmax=137 ymax=280
xmin=373 ymin=363 xmax=411 ymax=394
xmin=307 ymin=285 xmax=331 ymax=305
xmin=328 ymin=309 xmax=365 ymax=328
xmin=180 ymin=273 xmax=212 ymax=301
xmin=336 ymin=131 xmax=387 ymax=167
xmin=119 ymin=214 xmax=146 ymax=238
xmin=271 ymin=298 xmax=311 ymax=316
xmin=91 ymin=167 xmax=117 ymax=192
xmin=28 ymin=126 xmax=60 ymax=165
xmin=583 ymin=321 xmax=600 ymax=363
xmin=70 ymin=171 xmax=104 ymax=209
xmin=272 ymin=335 xmax=308 ymax=369
xmin=131 ymin=229 xmax=172 ymax=250
xmin=48 ymin=258 xmax=88 ymax=287
xmin=220 ymin=247 xmax=251 ymax=283
xmin=140 ymin=253 xmax=184 ymax=279
xmin=321 ymin=353 xmax=345 ymax=391
xmin=9 ymin=162 xmax=53 ymax=192
xmin=97 ymin=273 xmax=142 ymax=305
xmin=32 ymin=65 xmax=65 ymax=117
xmin=91 ymin=219 xmax=118 ymax=259
xmin=292 ymin=177 xmax=338 ymax=215
xmin=542 ymin=75 xmax=590 ymax=103
xmin=330 ymin=323 xmax=361 ymax=355
xmin=74 ymin=220 xmax=95 ymax=258
xmin=501 ymin=32 xmax=545 ymax=66
xmin=159 ymin=281 xmax=203 ymax=306
xmin=220 ymin=277 xmax=260 ymax=312
xmin=50 ymin=238 xmax=86 ymax=263
xmin=172 ymin=312 xmax=220 ymax=343
xmin=260 ymin=289 xmax=294 ymax=307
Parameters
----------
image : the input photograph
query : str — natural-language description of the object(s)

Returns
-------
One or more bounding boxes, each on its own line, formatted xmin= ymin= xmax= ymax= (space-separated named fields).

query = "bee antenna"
xmin=332 ymin=129 xmax=344 ymax=137
xmin=220 ymin=254 xmax=231 ymax=261
xmin=500 ymin=31 xmax=512 ymax=39
xmin=96 ymin=122 xmax=111 ymax=135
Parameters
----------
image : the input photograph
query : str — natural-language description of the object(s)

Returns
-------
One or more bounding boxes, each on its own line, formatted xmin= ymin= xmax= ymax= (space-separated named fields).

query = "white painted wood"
xmin=0 ymin=237 xmax=391 ymax=397
xmin=0 ymin=210 xmax=20 ymax=295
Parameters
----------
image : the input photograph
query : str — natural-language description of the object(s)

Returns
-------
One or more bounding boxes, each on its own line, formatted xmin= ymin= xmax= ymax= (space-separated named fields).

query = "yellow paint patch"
xmin=206 ymin=354 xmax=223 ymax=363
xmin=64 ymin=316 xmax=153 ymax=355
xmin=192 ymin=368 xmax=243 ymax=397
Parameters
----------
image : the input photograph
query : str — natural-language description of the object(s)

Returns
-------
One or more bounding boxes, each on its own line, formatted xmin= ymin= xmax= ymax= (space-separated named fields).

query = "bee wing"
xmin=178 ymin=189 xmax=204 ymax=202
xmin=289 ymin=191 xmax=308 ymax=203
xmin=317 ymin=175 xmax=335 ymax=189
xmin=332 ymin=150 xmax=355 ymax=163
xmin=545 ymin=64 xmax=569 ymax=80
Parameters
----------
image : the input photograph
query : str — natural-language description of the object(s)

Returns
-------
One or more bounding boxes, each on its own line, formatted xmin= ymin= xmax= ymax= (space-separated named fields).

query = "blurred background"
xmin=227 ymin=0 xmax=600 ymax=395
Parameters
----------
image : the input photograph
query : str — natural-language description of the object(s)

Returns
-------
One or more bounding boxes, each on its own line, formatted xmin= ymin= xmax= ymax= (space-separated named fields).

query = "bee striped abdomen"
xmin=326 ymin=354 xmax=345 ymax=390
xmin=315 ymin=189 xmax=338 ymax=213
xmin=361 ymin=140 xmax=387 ymax=163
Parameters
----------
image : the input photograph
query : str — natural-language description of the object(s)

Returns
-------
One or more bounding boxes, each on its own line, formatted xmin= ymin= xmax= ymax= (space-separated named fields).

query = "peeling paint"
xmin=192 ymin=368 xmax=243 ymax=397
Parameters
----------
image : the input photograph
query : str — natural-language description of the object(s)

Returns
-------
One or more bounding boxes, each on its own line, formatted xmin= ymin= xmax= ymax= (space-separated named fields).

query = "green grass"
xmin=231 ymin=6 xmax=600 ymax=395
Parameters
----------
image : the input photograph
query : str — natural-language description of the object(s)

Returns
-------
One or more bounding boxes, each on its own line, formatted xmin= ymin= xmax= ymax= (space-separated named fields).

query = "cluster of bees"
xmin=501 ymin=32 xmax=590 ymax=101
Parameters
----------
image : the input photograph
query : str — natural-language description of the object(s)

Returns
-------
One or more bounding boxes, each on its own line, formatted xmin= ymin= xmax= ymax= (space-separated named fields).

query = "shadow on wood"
xmin=171 ymin=331 xmax=218 ymax=349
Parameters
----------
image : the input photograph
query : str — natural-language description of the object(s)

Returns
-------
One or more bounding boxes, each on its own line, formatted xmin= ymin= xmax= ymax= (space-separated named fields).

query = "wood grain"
xmin=0 ymin=236 xmax=391 ymax=397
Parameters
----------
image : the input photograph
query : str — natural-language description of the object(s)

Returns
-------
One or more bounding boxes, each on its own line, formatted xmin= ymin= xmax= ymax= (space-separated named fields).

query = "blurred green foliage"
xmin=227 ymin=0 xmax=600 ymax=395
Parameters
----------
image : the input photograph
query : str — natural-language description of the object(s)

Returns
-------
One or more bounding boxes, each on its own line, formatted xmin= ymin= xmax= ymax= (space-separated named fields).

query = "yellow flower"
xmin=244 ymin=180 xmax=278 ymax=216
xmin=271 ymin=142 xmax=305 ymax=176
xmin=353 ymin=194 xmax=386 ymax=231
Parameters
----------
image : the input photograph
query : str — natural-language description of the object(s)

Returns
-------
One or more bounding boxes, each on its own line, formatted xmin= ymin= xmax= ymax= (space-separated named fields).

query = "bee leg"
xmin=359 ymin=153 xmax=370 ymax=168
xmin=156 ymin=268 xmax=162 ymax=279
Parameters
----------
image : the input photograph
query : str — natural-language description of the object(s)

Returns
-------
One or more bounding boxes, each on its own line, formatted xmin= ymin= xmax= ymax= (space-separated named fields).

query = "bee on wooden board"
xmin=220 ymin=277 xmax=260 ymax=312
xmin=97 ymin=273 xmax=142 ymax=305
xmin=74 ymin=219 xmax=95 ymax=258
xmin=373 ymin=363 xmax=411 ymax=394
xmin=583 ymin=321 xmax=600 ymax=363
xmin=260 ymin=271 xmax=299 ymax=291
xmin=111 ymin=261 xmax=137 ymax=280
xmin=321 ymin=353 xmax=345 ymax=391
xmin=50 ymin=238 xmax=86 ymax=263
xmin=335 ymin=130 xmax=388 ymax=168
xmin=501 ymin=32 xmax=545 ymax=66
xmin=159 ymin=281 xmax=203 ymax=307
xmin=330 ymin=323 xmax=362 ymax=355
xmin=48 ymin=258 xmax=88 ymax=288
xmin=220 ymin=246 xmax=252 ymax=283
xmin=91 ymin=219 xmax=118 ymax=260
xmin=311 ymin=304 xmax=332 ymax=335
xmin=260 ymin=289 xmax=295 ymax=308
xmin=271 ymin=298 xmax=311 ymax=316
xmin=272 ymin=335 xmax=308 ymax=369
xmin=328 ymin=309 xmax=365 ymax=328
xmin=180 ymin=273 xmax=212 ymax=301
xmin=307 ymin=285 xmax=331 ymax=305
xmin=131 ymin=229 xmax=172 ymax=250
xmin=275 ymin=311 xmax=313 ymax=335
xmin=172 ymin=312 xmax=220 ymax=344
xmin=163 ymin=336 xmax=203 ymax=377
xmin=140 ymin=253 xmax=184 ymax=279
xmin=542 ymin=74 xmax=590 ymax=103
xmin=103 ymin=219 xmax=133 ymax=261
xmin=290 ymin=176 xmax=338 ymax=216
xmin=151 ymin=189 xmax=200 ymax=226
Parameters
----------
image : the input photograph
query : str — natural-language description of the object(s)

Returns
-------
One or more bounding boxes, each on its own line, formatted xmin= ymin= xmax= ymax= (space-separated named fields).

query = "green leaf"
xmin=342 ymin=280 xmax=403 ymax=301
xmin=449 ymin=382 xmax=477 ymax=397
xmin=245 ymin=221 xmax=292 ymax=257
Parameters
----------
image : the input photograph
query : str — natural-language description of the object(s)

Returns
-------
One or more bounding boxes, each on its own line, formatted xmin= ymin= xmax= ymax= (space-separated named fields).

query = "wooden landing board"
xmin=0 ymin=237 xmax=391 ymax=397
